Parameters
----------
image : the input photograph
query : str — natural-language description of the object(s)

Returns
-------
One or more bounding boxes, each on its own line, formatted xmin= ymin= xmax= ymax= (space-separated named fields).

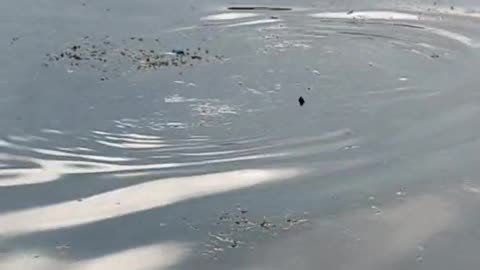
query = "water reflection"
xmin=0 ymin=126 xmax=357 ymax=187
xmin=3 ymin=2 xmax=480 ymax=270
xmin=202 ymin=13 xmax=259 ymax=21
xmin=238 ymin=192 xmax=461 ymax=270
xmin=310 ymin=11 xmax=421 ymax=20
xmin=0 ymin=242 xmax=190 ymax=270
xmin=0 ymin=167 xmax=303 ymax=235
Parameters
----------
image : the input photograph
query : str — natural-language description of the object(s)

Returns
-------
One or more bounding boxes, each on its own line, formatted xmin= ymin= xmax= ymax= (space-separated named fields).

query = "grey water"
xmin=2 ymin=0 xmax=480 ymax=269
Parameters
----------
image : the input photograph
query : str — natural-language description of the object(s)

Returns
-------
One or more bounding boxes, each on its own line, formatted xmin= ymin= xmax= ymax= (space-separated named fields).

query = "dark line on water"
xmin=392 ymin=23 xmax=425 ymax=29
xmin=338 ymin=31 xmax=395 ymax=39
xmin=228 ymin=6 xmax=292 ymax=11
xmin=362 ymin=21 xmax=426 ymax=30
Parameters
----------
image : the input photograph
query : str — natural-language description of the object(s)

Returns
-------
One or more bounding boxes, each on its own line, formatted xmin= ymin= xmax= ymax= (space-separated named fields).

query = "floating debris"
xmin=55 ymin=244 xmax=71 ymax=251
xmin=259 ymin=219 xmax=274 ymax=229
xmin=298 ymin=96 xmax=305 ymax=106
xmin=416 ymin=245 xmax=425 ymax=262
xmin=10 ymin=37 xmax=20 ymax=45
xmin=43 ymin=36 xmax=225 ymax=80
xmin=344 ymin=145 xmax=359 ymax=150
xmin=172 ymin=49 xmax=185 ymax=56
xmin=370 ymin=205 xmax=382 ymax=215
xmin=347 ymin=10 xmax=354 ymax=15
xmin=431 ymin=53 xmax=440 ymax=58
xmin=396 ymin=187 xmax=407 ymax=197
xmin=193 ymin=206 xmax=309 ymax=260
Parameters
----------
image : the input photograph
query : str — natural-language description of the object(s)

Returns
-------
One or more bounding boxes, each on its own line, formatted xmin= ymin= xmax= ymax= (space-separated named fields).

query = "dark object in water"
xmin=347 ymin=10 xmax=354 ymax=15
xmin=172 ymin=49 xmax=185 ymax=56
xmin=45 ymin=37 xmax=218 ymax=80
xmin=431 ymin=53 xmax=440 ymax=58
xmin=298 ymin=96 xmax=305 ymax=106
xmin=10 ymin=37 xmax=19 ymax=45
xmin=228 ymin=6 xmax=292 ymax=11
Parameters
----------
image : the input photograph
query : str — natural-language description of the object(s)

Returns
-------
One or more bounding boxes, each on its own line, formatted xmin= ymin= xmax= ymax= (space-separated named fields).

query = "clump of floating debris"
xmin=186 ymin=206 xmax=309 ymax=260
xmin=43 ymin=36 xmax=225 ymax=81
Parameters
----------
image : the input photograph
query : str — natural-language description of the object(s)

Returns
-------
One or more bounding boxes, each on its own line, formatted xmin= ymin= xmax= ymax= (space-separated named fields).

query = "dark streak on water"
xmin=228 ymin=6 xmax=293 ymax=11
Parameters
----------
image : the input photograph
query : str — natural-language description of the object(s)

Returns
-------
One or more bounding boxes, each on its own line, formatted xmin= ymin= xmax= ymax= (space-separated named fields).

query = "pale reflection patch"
xmin=310 ymin=11 xmax=420 ymax=20
xmin=0 ymin=148 xmax=285 ymax=187
xmin=202 ymin=13 xmax=259 ymax=21
xmin=247 ymin=193 xmax=460 ymax=270
xmin=0 ymin=242 xmax=189 ymax=270
xmin=0 ymin=168 xmax=302 ymax=236
xmin=225 ymin=19 xmax=281 ymax=28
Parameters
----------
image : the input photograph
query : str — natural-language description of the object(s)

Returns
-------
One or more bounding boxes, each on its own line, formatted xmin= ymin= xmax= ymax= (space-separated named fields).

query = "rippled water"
xmin=2 ymin=1 xmax=480 ymax=269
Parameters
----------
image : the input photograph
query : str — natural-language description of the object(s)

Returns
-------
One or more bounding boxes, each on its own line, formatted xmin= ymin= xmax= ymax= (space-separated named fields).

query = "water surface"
xmin=2 ymin=1 xmax=480 ymax=269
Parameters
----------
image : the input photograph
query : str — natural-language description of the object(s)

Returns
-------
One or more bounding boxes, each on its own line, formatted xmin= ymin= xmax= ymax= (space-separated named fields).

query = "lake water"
xmin=2 ymin=1 xmax=480 ymax=269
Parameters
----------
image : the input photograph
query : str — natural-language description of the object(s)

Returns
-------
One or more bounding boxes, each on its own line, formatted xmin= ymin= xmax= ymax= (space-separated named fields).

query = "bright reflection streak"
xmin=425 ymin=26 xmax=479 ymax=47
xmin=0 ymin=242 xmax=189 ymax=270
xmin=32 ymin=148 xmax=134 ymax=162
xmin=225 ymin=18 xmax=281 ymax=28
xmin=202 ymin=12 xmax=259 ymax=21
xmin=309 ymin=11 xmax=478 ymax=47
xmin=0 ymin=168 xmax=302 ymax=236
xmin=0 ymin=152 xmax=285 ymax=187
xmin=310 ymin=11 xmax=420 ymax=20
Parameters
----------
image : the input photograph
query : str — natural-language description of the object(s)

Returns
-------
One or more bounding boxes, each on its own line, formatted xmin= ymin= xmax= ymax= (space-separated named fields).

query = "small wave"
xmin=202 ymin=12 xmax=259 ymax=21
xmin=311 ymin=11 xmax=420 ymax=21
xmin=225 ymin=18 xmax=281 ymax=28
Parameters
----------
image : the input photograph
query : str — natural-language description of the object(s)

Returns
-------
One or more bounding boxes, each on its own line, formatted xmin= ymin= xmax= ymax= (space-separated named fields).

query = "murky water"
xmin=2 ymin=1 xmax=480 ymax=269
